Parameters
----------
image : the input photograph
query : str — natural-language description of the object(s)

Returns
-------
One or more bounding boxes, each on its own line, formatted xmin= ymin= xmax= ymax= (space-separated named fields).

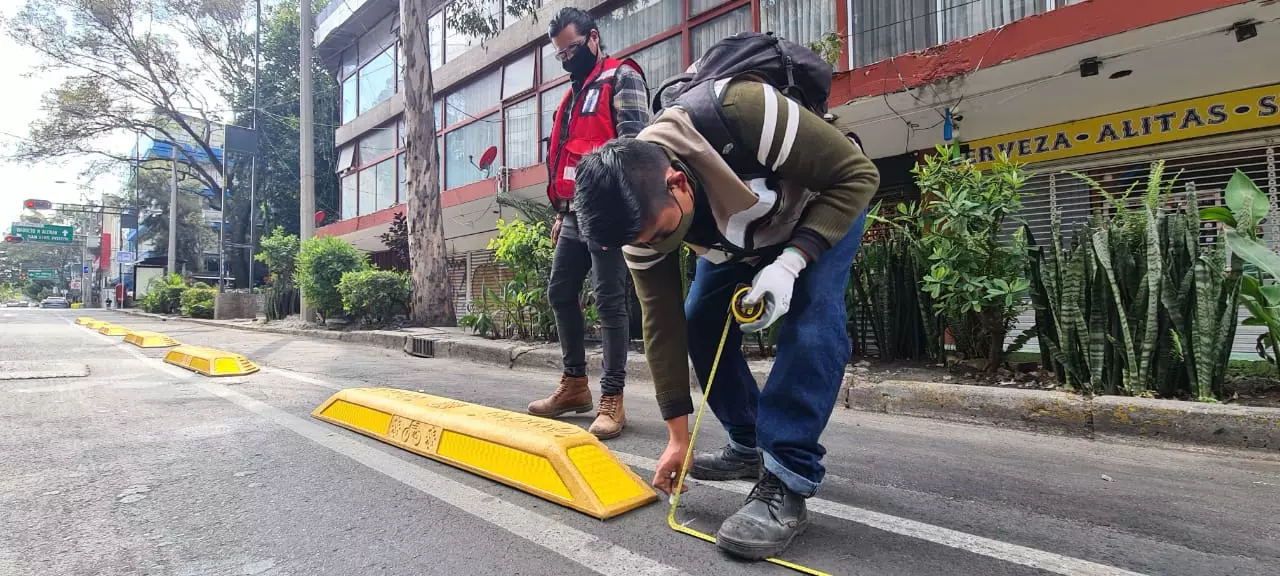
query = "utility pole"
xmin=168 ymin=143 xmax=178 ymax=276
xmin=248 ymin=0 xmax=260 ymax=291
xmin=218 ymin=123 xmax=228 ymax=294
xmin=299 ymin=0 xmax=316 ymax=322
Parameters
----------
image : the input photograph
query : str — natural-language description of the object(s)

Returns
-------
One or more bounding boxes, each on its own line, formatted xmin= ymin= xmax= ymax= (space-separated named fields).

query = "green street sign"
xmin=10 ymin=223 xmax=73 ymax=244
xmin=26 ymin=269 xmax=54 ymax=280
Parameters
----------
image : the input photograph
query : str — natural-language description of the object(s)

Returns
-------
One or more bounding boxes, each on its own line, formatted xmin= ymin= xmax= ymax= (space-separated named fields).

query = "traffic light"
xmin=19 ymin=272 xmax=27 ymax=280
xmin=3 ymin=235 xmax=23 ymax=244
xmin=23 ymin=199 xmax=53 ymax=210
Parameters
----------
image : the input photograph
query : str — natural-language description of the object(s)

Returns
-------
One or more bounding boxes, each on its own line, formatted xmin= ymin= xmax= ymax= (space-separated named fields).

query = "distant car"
xmin=39 ymin=297 xmax=70 ymax=309
xmin=4 ymin=300 xmax=26 ymax=307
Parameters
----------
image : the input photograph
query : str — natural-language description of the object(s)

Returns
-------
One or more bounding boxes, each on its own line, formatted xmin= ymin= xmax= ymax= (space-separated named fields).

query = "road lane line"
xmin=248 ymin=360 xmax=1149 ymax=576
xmin=77 ymin=324 xmax=689 ymax=576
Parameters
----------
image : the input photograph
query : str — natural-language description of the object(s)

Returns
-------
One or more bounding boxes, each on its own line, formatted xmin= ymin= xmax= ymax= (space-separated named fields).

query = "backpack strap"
xmin=677 ymin=76 xmax=771 ymax=180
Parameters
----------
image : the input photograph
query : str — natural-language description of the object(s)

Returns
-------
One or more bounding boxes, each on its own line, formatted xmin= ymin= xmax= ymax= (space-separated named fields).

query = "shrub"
xmin=255 ymin=226 xmax=300 ymax=285
xmin=339 ymin=270 xmax=410 ymax=324
xmin=180 ymin=287 xmax=215 ymax=319
xmin=296 ymin=236 xmax=369 ymax=322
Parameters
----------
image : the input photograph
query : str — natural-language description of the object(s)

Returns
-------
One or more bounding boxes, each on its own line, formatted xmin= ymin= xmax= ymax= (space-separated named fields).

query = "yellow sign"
xmin=967 ymin=83 xmax=1280 ymax=168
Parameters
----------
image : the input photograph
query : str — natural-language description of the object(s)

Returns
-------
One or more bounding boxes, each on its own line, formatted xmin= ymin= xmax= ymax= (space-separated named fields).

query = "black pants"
xmin=548 ymin=213 xmax=628 ymax=395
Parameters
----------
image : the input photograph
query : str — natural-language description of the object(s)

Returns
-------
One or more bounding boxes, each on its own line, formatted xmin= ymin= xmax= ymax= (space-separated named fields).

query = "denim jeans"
xmin=685 ymin=211 xmax=868 ymax=497
xmin=548 ymin=213 xmax=629 ymax=395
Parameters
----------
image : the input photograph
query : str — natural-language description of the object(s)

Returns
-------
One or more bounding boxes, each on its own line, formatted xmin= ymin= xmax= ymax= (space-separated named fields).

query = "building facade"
xmin=315 ymin=0 xmax=1279 ymax=319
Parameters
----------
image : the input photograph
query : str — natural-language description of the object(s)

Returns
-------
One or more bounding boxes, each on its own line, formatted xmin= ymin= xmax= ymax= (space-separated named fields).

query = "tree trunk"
xmin=985 ymin=309 xmax=1005 ymax=375
xmin=402 ymin=0 xmax=455 ymax=326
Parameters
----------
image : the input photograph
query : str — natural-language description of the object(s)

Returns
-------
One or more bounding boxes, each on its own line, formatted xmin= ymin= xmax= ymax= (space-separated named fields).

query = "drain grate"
xmin=407 ymin=337 xmax=435 ymax=358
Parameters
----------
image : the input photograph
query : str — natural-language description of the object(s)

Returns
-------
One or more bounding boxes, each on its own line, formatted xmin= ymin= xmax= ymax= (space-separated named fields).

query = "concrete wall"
xmin=214 ymin=292 xmax=259 ymax=320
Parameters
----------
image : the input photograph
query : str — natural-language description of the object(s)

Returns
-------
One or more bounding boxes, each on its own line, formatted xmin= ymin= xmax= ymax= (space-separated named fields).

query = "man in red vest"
xmin=527 ymin=7 xmax=649 ymax=440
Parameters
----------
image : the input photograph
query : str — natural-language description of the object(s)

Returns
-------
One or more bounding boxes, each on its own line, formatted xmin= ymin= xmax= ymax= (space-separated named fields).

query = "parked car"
xmin=39 ymin=297 xmax=70 ymax=309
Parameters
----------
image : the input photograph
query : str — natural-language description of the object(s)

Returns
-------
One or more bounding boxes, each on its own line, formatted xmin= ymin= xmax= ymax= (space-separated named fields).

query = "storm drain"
xmin=0 ymin=361 xmax=91 ymax=380
xmin=407 ymin=337 xmax=435 ymax=358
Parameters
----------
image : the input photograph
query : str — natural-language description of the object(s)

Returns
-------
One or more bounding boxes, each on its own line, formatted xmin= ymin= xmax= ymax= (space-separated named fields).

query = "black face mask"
xmin=562 ymin=43 xmax=598 ymax=77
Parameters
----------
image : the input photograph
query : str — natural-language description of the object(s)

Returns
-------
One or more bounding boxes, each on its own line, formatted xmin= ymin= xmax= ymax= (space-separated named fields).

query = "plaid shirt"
xmin=555 ymin=61 xmax=652 ymax=142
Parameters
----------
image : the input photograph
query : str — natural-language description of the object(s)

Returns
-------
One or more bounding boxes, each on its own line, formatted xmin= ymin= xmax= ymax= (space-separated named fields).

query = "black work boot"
xmin=690 ymin=444 xmax=760 ymax=481
xmin=716 ymin=470 xmax=809 ymax=560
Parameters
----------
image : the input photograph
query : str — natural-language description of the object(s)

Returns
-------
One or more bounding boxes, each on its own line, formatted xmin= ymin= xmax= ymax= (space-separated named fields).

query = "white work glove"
xmin=740 ymin=248 xmax=807 ymax=334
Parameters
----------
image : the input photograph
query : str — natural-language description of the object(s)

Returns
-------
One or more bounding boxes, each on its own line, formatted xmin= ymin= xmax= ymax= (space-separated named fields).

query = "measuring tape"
xmin=665 ymin=284 xmax=832 ymax=576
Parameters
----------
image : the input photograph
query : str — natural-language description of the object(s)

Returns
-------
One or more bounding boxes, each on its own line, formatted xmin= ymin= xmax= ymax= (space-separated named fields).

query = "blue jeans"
xmin=685 ymin=212 xmax=867 ymax=497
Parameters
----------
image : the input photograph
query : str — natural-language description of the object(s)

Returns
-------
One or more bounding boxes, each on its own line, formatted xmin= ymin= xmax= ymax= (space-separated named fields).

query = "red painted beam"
xmin=830 ymin=0 xmax=1250 ymax=105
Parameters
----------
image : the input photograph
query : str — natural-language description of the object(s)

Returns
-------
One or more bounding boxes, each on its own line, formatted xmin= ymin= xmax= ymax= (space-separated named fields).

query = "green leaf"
xmin=1198 ymin=206 xmax=1237 ymax=227
xmin=1226 ymin=230 xmax=1280 ymax=280
xmin=1225 ymin=169 xmax=1268 ymax=232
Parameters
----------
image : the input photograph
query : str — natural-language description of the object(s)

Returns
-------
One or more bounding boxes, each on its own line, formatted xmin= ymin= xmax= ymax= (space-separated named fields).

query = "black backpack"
xmin=651 ymin=31 xmax=833 ymax=179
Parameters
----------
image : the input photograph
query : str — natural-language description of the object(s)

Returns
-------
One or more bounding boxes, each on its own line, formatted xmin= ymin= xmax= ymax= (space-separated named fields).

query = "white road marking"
xmin=74 ymin=321 xmax=689 ymax=576
xmin=244 ymin=359 xmax=1150 ymax=576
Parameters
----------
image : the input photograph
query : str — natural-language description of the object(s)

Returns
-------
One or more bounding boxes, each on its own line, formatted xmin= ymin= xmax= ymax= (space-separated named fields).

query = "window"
xmin=504 ymin=98 xmax=537 ymax=169
xmin=629 ymin=35 xmax=682 ymax=93
xmin=597 ymin=0 xmax=681 ymax=54
xmin=359 ymin=166 xmax=376 ymax=216
xmin=342 ymin=76 xmax=358 ymax=123
xmin=376 ymin=159 xmax=397 ymax=210
xmin=938 ymin=0 xmax=1049 ymax=43
xmin=429 ymin=11 xmax=444 ymax=70
xmin=341 ymin=175 xmax=357 ymax=220
xmin=445 ymin=70 xmax=501 ymax=125
xmin=690 ymin=0 xmax=728 ymax=16
xmin=761 ymin=0 xmax=834 ymax=53
xmin=444 ymin=0 xmax=498 ymax=62
xmin=503 ymin=52 xmax=536 ymax=99
xmin=540 ymin=83 xmax=570 ymax=153
xmin=336 ymin=145 xmax=356 ymax=173
xmin=340 ymin=48 xmax=358 ymax=78
xmin=541 ymin=43 xmax=566 ymax=85
xmin=398 ymin=153 xmax=406 ymax=200
xmin=849 ymin=0 xmax=936 ymax=67
xmin=693 ymin=6 xmax=752 ymax=61
xmin=434 ymin=99 xmax=443 ymax=129
xmin=396 ymin=117 xmax=406 ymax=149
xmin=359 ymin=13 xmax=398 ymax=63
xmin=445 ymin=114 xmax=500 ymax=189
xmin=358 ymin=48 xmax=396 ymax=115
xmin=360 ymin=127 xmax=395 ymax=164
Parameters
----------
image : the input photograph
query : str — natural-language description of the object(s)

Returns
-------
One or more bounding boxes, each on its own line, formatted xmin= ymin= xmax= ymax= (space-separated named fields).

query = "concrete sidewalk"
xmin=113 ymin=309 xmax=1280 ymax=454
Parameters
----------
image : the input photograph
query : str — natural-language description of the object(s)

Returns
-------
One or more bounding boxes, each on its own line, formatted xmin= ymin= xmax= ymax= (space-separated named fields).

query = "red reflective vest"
xmin=546 ymin=56 xmax=642 ymax=211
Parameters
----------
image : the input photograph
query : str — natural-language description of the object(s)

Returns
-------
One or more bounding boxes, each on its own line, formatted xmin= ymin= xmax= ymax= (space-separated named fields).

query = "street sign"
xmin=83 ymin=265 xmax=91 ymax=275
xmin=69 ymin=280 xmax=81 ymax=290
xmin=26 ymin=269 xmax=55 ymax=280
xmin=117 ymin=251 xmax=135 ymax=264
xmin=10 ymin=223 xmax=73 ymax=244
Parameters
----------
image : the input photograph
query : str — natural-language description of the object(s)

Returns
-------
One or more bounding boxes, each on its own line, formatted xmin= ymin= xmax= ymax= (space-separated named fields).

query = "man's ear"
xmin=665 ymin=168 xmax=687 ymax=189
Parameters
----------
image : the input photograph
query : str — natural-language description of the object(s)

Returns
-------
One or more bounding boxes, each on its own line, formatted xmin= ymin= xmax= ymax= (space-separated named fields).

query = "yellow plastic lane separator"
xmin=665 ymin=284 xmax=832 ymax=576
xmin=163 ymin=345 xmax=260 ymax=376
xmin=85 ymin=320 xmax=110 ymax=330
xmin=97 ymin=323 xmax=130 ymax=336
xmin=74 ymin=316 xmax=95 ymax=325
xmin=124 ymin=330 xmax=180 ymax=348
xmin=311 ymin=388 xmax=658 ymax=519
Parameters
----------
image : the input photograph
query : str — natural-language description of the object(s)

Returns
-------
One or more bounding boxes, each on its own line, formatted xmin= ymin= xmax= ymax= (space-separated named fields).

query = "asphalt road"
xmin=2 ymin=308 xmax=1278 ymax=576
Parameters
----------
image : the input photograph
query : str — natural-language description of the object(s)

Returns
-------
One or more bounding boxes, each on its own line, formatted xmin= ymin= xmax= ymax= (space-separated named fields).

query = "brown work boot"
xmin=528 ymin=374 xmax=593 ymax=418
xmin=588 ymin=393 xmax=626 ymax=440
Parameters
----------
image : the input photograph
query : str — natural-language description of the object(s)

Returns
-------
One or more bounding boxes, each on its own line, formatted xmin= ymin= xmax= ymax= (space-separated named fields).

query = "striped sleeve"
xmin=719 ymin=81 xmax=879 ymax=261
xmin=611 ymin=64 xmax=652 ymax=138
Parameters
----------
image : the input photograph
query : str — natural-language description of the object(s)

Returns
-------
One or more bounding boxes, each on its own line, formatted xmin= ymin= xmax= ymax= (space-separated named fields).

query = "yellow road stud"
xmin=98 ymin=324 xmax=130 ymax=336
xmin=312 ymin=388 xmax=657 ymax=519
xmin=163 ymin=345 xmax=260 ymax=376
xmin=75 ymin=316 xmax=95 ymax=325
xmin=124 ymin=330 xmax=180 ymax=348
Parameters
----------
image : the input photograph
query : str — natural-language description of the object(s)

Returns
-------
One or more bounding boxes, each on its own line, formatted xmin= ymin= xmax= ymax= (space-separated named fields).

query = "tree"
xmin=128 ymin=163 xmax=218 ymax=270
xmin=402 ymin=0 xmax=535 ymax=326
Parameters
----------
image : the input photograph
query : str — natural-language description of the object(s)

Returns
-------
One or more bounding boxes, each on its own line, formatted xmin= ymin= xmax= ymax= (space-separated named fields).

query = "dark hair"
xmin=573 ymin=139 xmax=673 ymax=249
xmin=549 ymin=7 xmax=597 ymax=39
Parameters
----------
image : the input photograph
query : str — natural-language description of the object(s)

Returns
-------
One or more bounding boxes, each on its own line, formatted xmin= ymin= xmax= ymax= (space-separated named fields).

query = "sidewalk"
xmin=113 ymin=309 xmax=1280 ymax=454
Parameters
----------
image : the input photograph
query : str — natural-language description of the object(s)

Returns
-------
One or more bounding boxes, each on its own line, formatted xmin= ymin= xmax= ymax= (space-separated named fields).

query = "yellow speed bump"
xmin=124 ymin=330 xmax=180 ymax=348
xmin=163 ymin=345 xmax=260 ymax=376
xmin=313 ymin=388 xmax=657 ymax=519
xmin=85 ymin=320 xmax=110 ymax=330
xmin=98 ymin=324 xmax=130 ymax=336
xmin=75 ymin=316 xmax=95 ymax=325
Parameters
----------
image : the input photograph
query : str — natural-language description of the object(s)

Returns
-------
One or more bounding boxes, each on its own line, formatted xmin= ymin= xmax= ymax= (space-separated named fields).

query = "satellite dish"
xmin=477 ymin=146 xmax=498 ymax=172
xmin=315 ymin=211 xmax=325 ymax=225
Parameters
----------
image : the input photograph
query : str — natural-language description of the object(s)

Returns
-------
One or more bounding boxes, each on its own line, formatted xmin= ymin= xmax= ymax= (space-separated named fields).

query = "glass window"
xmin=359 ymin=13 xmax=398 ymax=63
xmin=358 ymin=48 xmax=396 ymax=115
xmin=692 ymin=6 xmax=752 ymax=61
xmin=504 ymin=98 xmax=537 ymax=169
xmin=396 ymin=117 xmax=406 ymax=149
xmin=938 ymin=0 xmax=1049 ymax=43
xmin=359 ymin=166 xmax=376 ymax=216
xmin=340 ymin=48 xmax=357 ymax=78
xmin=376 ymin=159 xmax=396 ymax=210
xmin=360 ymin=126 xmax=395 ymax=164
xmin=597 ymin=0 xmax=681 ymax=54
xmin=503 ymin=52 xmax=536 ymax=99
xmin=445 ymin=113 xmax=500 ymax=189
xmin=342 ymin=175 xmax=357 ymax=220
xmin=341 ymin=75 xmax=358 ymax=123
xmin=690 ymin=0 xmax=729 ymax=17
xmin=761 ymin=0 xmax=834 ymax=52
xmin=540 ymin=83 xmax=570 ymax=155
xmin=433 ymin=98 xmax=443 ymax=129
xmin=541 ymin=43 xmax=566 ymax=85
xmin=445 ymin=69 xmax=501 ymax=125
xmin=849 ymin=0 xmax=936 ymax=68
xmin=398 ymin=153 xmax=406 ymax=201
xmin=337 ymin=145 xmax=356 ymax=172
xmin=445 ymin=1 xmax=492 ymax=62
xmin=629 ymin=35 xmax=682 ymax=92
xmin=429 ymin=11 xmax=444 ymax=71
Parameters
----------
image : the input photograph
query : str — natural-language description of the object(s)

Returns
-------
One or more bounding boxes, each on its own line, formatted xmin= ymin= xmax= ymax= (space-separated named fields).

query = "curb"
xmin=846 ymin=380 xmax=1280 ymax=453
xmin=113 ymin=309 xmax=1280 ymax=453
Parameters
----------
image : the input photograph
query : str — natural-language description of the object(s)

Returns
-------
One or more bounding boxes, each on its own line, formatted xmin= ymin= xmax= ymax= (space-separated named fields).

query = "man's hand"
xmin=740 ymin=248 xmax=808 ymax=333
xmin=551 ymin=215 xmax=563 ymax=246
xmin=652 ymin=438 xmax=691 ymax=496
